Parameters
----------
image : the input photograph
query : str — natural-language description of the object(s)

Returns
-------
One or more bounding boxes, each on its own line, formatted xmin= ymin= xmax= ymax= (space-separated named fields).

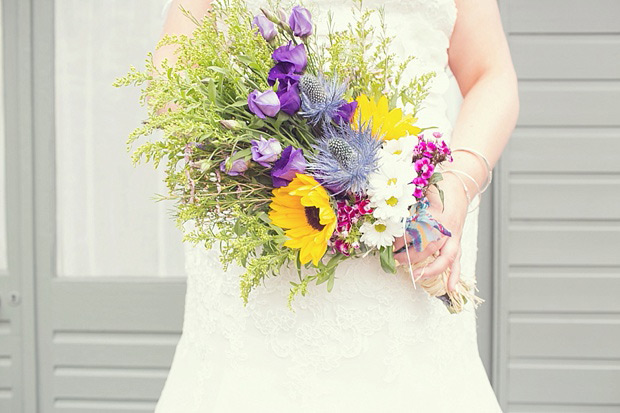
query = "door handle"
xmin=0 ymin=291 xmax=21 ymax=307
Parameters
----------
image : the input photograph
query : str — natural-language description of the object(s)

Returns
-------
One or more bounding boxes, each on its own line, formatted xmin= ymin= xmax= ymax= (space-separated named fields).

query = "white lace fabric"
xmin=155 ymin=0 xmax=502 ymax=411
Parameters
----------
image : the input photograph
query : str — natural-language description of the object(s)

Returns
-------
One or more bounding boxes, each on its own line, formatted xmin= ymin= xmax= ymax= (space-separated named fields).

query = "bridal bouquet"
xmin=115 ymin=0 xmax=483 ymax=313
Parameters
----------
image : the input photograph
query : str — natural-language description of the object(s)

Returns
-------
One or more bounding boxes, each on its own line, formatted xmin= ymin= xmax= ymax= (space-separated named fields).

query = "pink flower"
xmin=413 ymin=186 xmax=424 ymax=199
xmin=333 ymin=239 xmax=351 ymax=256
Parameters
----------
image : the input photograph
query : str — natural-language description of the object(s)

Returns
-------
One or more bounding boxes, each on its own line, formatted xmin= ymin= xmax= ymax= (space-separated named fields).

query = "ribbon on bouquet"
xmin=395 ymin=199 xmax=452 ymax=289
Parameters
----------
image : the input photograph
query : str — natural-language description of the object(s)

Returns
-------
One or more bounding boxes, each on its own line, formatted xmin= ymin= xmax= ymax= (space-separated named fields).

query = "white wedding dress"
xmin=155 ymin=0 xmax=503 ymax=411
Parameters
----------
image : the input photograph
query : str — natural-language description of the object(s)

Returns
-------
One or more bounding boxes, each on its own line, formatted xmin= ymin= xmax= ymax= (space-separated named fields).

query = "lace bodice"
xmin=156 ymin=1 xmax=497 ymax=411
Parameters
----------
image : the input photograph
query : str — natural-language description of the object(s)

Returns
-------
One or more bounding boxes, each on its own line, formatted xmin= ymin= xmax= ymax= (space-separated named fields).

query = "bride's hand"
xmin=392 ymin=173 xmax=470 ymax=292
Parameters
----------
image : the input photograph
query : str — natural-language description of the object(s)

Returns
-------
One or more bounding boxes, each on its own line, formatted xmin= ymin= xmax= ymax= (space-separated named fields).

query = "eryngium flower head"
xmin=298 ymin=73 xmax=347 ymax=126
xmin=307 ymin=123 xmax=382 ymax=196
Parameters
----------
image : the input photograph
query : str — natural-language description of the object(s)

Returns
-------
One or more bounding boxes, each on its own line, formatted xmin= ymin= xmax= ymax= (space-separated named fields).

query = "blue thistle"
xmin=298 ymin=73 xmax=347 ymax=126
xmin=307 ymin=123 xmax=382 ymax=196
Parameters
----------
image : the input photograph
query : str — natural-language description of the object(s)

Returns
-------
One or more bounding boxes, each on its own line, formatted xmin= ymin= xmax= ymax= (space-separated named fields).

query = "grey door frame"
xmin=2 ymin=0 xmax=39 ymax=410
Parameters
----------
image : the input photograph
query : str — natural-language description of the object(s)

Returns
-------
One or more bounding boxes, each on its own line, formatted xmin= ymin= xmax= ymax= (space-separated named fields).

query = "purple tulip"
xmin=220 ymin=156 xmax=250 ymax=176
xmin=251 ymin=137 xmax=282 ymax=167
xmin=332 ymin=101 xmax=358 ymax=124
xmin=276 ymin=81 xmax=301 ymax=115
xmin=267 ymin=62 xmax=301 ymax=87
xmin=247 ymin=89 xmax=281 ymax=119
xmin=271 ymin=146 xmax=306 ymax=187
xmin=252 ymin=15 xmax=277 ymax=42
xmin=288 ymin=6 xmax=313 ymax=38
xmin=272 ymin=42 xmax=307 ymax=73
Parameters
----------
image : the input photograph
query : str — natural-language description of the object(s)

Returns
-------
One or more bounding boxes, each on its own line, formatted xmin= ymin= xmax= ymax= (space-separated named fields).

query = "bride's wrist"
xmin=443 ymin=152 xmax=489 ymax=195
xmin=426 ymin=172 xmax=470 ymax=212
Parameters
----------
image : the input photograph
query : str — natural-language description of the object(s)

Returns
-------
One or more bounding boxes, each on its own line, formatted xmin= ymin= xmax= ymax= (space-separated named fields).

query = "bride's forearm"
xmin=446 ymin=68 xmax=520 ymax=191
xmin=445 ymin=0 xmax=520 ymax=195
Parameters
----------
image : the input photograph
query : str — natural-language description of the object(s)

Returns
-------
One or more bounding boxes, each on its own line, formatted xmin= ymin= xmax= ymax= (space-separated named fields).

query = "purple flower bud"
xmin=332 ymin=100 xmax=358 ymax=124
xmin=267 ymin=62 xmax=301 ymax=87
xmin=247 ymin=89 xmax=280 ymax=119
xmin=272 ymin=42 xmax=307 ymax=73
xmin=251 ymin=137 xmax=282 ymax=167
xmin=260 ymin=8 xmax=279 ymax=24
xmin=271 ymin=146 xmax=306 ymax=187
xmin=276 ymin=81 xmax=301 ymax=115
xmin=277 ymin=8 xmax=288 ymax=23
xmin=252 ymin=15 xmax=277 ymax=42
xmin=220 ymin=156 xmax=249 ymax=176
xmin=288 ymin=6 xmax=313 ymax=38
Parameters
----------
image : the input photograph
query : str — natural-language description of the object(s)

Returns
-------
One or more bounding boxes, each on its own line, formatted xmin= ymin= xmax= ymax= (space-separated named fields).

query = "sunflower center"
xmin=374 ymin=223 xmax=387 ymax=233
xmin=304 ymin=206 xmax=325 ymax=231
xmin=386 ymin=196 xmax=399 ymax=207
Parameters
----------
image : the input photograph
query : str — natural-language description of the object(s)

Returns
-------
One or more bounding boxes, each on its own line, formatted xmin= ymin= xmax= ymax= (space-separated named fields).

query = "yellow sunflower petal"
xmin=268 ymin=174 xmax=336 ymax=266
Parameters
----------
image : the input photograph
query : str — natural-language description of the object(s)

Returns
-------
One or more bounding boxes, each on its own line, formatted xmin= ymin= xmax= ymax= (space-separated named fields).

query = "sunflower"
xmin=352 ymin=94 xmax=421 ymax=140
xmin=269 ymin=173 xmax=337 ymax=266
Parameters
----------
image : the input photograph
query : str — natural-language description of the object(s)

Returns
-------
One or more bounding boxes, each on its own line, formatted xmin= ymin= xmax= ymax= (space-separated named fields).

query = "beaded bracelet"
xmin=451 ymin=148 xmax=493 ymax=193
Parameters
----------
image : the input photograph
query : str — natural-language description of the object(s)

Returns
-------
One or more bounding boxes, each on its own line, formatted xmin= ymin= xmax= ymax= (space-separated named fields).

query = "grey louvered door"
xmin=495 ymin=0 xmax=620 ymax=411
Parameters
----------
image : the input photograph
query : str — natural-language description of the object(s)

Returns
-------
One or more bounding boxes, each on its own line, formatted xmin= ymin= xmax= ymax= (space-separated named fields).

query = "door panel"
xmin=32 ymin=0 xmax=187 ymax=411
xmin=497 ymin=1 xmax=620 ymax=411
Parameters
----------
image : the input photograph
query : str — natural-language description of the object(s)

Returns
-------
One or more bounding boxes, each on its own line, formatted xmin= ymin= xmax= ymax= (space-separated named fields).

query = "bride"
xmin=153 ymin=0 xmax=519 ymax=411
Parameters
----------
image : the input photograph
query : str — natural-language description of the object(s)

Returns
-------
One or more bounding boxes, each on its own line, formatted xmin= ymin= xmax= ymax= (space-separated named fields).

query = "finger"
xmin=394 ymin=238 xmax=444 ymax=265
xmin=447 ymin=249 xmax=462 ymax=292
xmin=412 ymin=236 xmax=459 ymax=279
xmin=393 ymin=229 xmax=420 ymax=253
xmin=393 ymin=235 xmax=406 ymax=253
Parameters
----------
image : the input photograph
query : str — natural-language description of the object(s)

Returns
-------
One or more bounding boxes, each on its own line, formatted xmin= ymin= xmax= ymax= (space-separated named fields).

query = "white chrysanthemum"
xmin=367 ymin=158 xmax=417 ymax=201
xmin=360 ymin=218 xmax=404 ymax=248
xmin=380 ymin=135 xmax=417 ymax=163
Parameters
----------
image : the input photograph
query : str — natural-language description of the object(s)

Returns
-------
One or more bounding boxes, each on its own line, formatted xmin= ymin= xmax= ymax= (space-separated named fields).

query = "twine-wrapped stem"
xmin=405 ymin=251 xmax=484 ymax=313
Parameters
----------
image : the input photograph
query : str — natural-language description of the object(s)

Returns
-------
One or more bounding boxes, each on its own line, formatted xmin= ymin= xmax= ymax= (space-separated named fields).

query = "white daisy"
xmin=370 ymin=189 xmax=417 ymax=221
xmin=367 ymin=158 xmax=417 ymax=201
xmin=360 ymin=218 xmax=404 ymax=248
xmin=380 ymin=135 xmax=417 ymax=163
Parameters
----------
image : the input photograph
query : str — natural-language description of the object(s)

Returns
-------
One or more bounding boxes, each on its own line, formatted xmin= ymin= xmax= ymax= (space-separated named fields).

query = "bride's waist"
xmin=183 ymin=244 xmax=432 ymax=309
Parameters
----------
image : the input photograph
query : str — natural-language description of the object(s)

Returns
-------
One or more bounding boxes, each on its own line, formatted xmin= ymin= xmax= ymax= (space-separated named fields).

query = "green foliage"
xmin=379 ymin=245 xmax=396 ymax=274
xmin=320 ymin=0 xmax=436 ymax=115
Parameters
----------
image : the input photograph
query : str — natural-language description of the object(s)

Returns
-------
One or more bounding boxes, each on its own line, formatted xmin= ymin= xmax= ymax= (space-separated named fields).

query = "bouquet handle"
xmin=407 ymin=251 xmax=484 ymax=314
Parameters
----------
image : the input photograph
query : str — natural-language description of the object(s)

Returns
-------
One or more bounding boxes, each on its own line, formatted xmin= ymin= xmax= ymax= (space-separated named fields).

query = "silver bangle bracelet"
xmin=441 ymin=170 xmax=480 ymax=213
xmin=451 ymin=148 xmax=493 ymax=193
xmin=442 ymin=168 xmax=481 ymax=197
